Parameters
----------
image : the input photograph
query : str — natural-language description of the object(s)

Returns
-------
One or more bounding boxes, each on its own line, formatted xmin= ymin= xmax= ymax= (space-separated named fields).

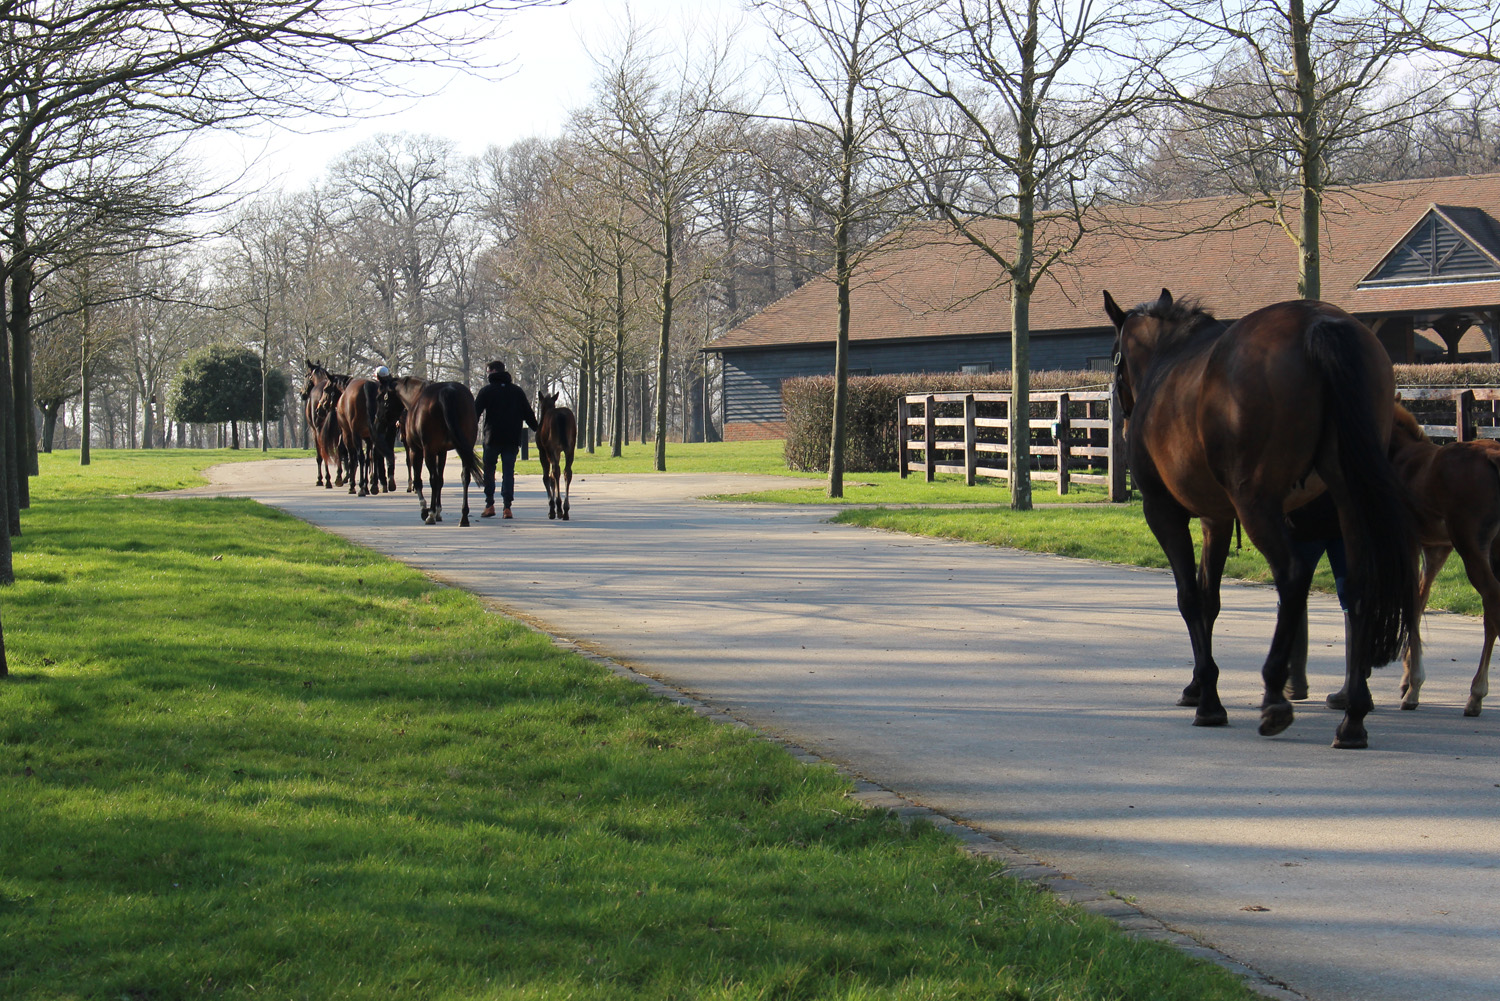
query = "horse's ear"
xmin=1158 ymin=288 xmax=1173 ymax=308
xmin=1103 ymin=290 xmax=1127 ymax=328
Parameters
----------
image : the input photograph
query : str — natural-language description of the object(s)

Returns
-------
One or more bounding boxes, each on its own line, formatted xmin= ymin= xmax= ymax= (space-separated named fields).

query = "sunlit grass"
xmin=33 ymin=448 xmax=306 ymax=500
xmin=0 ymin=458 xmax=1258 ymax=1000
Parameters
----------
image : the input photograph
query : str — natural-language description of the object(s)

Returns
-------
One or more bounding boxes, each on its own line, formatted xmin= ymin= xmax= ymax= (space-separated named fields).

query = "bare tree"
xmin=586 ymin=21 xmax=730 ymax=470
xmin=885 ymin=0 xmax=1158 ymax=510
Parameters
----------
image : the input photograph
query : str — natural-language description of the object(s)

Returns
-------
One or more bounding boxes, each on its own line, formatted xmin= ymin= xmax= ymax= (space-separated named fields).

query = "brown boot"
xmin=481 ymin=504 xmax=496 ymax=518
xmin=502 ymin=507 xmax=513 ymax=519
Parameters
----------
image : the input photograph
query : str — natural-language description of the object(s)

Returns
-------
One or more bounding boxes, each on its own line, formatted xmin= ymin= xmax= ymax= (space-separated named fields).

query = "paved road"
xmin=186 ymin=460 xmax=1500 ymax=1001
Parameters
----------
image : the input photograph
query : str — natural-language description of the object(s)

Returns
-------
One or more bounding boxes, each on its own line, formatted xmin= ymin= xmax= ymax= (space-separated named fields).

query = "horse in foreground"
xmin=1370 ymin=405 xmax=1500 ymax=716
xmin=375 ymin=374 xmax=482 ymax=526
xmin=1103 ymin=289 xmax=1415 ymax=749
xmin=537 ymin=391 xmax=576 ymax=521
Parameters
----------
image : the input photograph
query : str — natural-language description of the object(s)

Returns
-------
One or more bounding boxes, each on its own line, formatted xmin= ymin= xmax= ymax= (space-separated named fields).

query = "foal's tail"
xmin=1305 ymin=315 xmax=1416 ymax=669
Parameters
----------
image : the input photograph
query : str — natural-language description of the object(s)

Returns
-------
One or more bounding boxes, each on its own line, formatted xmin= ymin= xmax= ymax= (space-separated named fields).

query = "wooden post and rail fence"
xmin=896 ymin=384 xmax=1500 ymax=504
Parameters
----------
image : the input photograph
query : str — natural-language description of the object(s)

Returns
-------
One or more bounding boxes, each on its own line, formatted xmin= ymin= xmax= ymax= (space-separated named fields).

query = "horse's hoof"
xmin=1176 ymin=694 xmax=1200 ymax=708
xmin=459 ymin=515 xmax=470 ymax=527
xmin=1326 ymin=691 xmax=1349 ymax=710
xmin=549 ymin=510 xmax=557 ymax=520
xmin=1464 ymin=702 xmax=1482 ymax=717
xmin=1400 ymin=700 xmax=1418 ymax=711
xmin=1287 ymin=682 xmax=1308 ymax=701
xmin=1192 ymin=709 xmax=1228 ymax=727
xmin=1259 ymin=702 xmax=1294 ymax=736
xmin=423 ymin=513 xmax=436 ymax=526
xmin=562 ymin=511 xmax=569 ymax=521
xmin=1331 ymin=734 xmax=1368 ymax=750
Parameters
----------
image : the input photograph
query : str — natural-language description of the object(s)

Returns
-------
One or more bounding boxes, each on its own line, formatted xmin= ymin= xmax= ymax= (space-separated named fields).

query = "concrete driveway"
xmin=185 ymin=460 xmax=1500 ymax=1001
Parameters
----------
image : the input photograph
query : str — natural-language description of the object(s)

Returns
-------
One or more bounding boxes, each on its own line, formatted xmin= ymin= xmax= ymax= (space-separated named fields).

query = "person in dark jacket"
xmin=473 ymin=360 xmax=539 ymax=518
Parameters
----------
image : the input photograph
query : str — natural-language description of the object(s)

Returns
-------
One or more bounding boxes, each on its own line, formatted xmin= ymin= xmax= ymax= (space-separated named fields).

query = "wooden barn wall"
xmin=721 ymin=331 xmax=1115 ymax=424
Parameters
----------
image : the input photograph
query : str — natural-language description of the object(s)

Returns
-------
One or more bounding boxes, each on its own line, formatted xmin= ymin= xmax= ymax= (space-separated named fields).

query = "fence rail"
xmin=898 ymin=389 xmax=1129 ymax=501
xmin=897 ymin=384 xmax=1500 ymax=503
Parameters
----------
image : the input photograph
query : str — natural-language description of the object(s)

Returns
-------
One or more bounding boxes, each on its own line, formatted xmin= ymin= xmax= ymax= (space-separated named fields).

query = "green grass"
xmin=834 ymin=504 xmax=1485 ymax=617
xmin=716 ymin=472 xmax=1113 ymax=505
xmin=33 ymin=448 xmax=306 ymax=499
xmin=0 ymin=454 xmax=1258 ymax=1000
xmin=569 ymin=438 xmax=817 ymax=477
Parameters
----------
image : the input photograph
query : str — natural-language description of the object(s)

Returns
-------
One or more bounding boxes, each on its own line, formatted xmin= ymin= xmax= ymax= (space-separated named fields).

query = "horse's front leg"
xmin=1141 ymin=493 xmax=1225 ymax=725
xmin=1236 ymin=502 xmax=1312 ymax=737
xmin=409 ymin=445 xmax=428 ymax=521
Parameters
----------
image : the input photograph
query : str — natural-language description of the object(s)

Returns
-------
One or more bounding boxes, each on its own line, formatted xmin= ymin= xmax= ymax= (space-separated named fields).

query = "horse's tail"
xmin=1305 ymin=315 xmax=1416 ymax=668
xmin=440 ymin=387 xmax=484 ymax=483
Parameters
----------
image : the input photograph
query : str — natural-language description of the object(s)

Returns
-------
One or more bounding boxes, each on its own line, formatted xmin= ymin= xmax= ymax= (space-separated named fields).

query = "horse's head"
xmin=539 ymin=391 xmax=558 ymax=417
xmin=1391 ymin=403 xmax=1427 ymax=448
xmin=1103 ymin=288 xmax=1216 ymax=418
xmin=373 ymin=373 xmax=405 ymax=433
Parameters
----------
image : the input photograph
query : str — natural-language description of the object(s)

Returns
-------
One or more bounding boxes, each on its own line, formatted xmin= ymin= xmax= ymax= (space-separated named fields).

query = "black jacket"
xmin=473 ymin=375 xmax=539 ymax=449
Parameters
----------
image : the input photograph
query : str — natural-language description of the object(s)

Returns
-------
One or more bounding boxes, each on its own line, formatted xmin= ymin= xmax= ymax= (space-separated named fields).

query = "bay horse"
xmin=302 ymin=360 xmax=347 ymax=488
xmin=375 ymin=374 xmax=482 ymax=526
xmin=1103 ymin=289 xmax=1415 ymax=749
xmin=537 ymin=392 xmax=576 ymax=521
xmin=336 ymin=378 xmax=390 ymax=497
xmin=1329 ymin=405 xmax=1500 ymax=717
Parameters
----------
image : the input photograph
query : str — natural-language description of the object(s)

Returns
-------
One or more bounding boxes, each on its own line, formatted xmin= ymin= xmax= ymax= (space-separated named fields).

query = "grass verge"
xmin=0 ymin=457 xmax=1257 ymax=1000
xmin=834 ymin=505 xmax=1483 ymax=617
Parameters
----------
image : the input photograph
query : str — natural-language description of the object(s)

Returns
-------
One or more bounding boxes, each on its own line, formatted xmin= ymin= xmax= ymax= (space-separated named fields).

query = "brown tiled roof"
xmin=711 ymin=173 xmax=1500 ymax=351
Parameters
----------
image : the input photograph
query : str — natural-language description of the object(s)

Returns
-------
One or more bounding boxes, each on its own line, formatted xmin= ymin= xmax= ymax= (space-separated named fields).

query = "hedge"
xmin=783 ymin=363 xmax=1500 ymax=474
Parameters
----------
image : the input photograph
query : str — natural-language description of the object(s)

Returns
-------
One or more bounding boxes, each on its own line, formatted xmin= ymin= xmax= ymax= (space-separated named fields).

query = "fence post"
xmin=1108 ymin=383 xmax=1129 ymax=502
xmin=1056 ymin=392 xmax=1070 ymax=496
xmin=964 ymin=394 xmax=977 ymax=486
xmin=923 ymin=394 xmax=937 ymax=482
xmin=1458 ymin=389 xmax=1476 ymax=442
xmin=898 ymin=396 xmax=911 ymax=478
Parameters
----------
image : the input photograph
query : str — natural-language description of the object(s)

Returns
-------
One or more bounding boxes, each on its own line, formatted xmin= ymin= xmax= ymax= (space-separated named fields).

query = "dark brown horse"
xmin=336 ymin=378 xmax=390 ymax=497
xmin=1381 ymin=406 xmax=1500 ymax=716
xmin=302 ymin=360 xmax=348 ymax=488
xmin=537 ymin=391 xmax=576 ymax=521
xmin=375 ymin=374 xmax=482 ymax=526
xmin=1103 ymin=289 xmax=1415 ymax=749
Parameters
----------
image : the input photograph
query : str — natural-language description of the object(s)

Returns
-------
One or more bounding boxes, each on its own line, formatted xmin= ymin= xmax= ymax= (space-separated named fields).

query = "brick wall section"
xmin=724 ymin=421 xmax=786 ymax=441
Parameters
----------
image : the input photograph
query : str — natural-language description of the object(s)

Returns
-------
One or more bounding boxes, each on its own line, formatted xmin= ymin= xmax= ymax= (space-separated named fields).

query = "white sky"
xmin=202 ymin=0 xmax=755 ymax=195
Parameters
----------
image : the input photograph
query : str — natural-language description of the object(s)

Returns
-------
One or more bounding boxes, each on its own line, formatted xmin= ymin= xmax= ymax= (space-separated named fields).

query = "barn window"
xmin=960 ymin=362 xmax=993 ymax=374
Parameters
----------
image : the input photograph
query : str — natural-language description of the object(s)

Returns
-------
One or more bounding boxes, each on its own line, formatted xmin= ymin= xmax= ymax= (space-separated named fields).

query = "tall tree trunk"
xmin=1291 ymin=0 xmax=1321 ymax=300
xmin=612 ymin=258 xmax=626 ymax=458
xmin=1007 ymin=1 xmax=1040 ymax=512
xmin=80 ymin=356 xmax=91 ymax=466
xmin=0 ymin=274 xmax=20 ymax=541
xmin=654 ymin=217 xmax=674 ymax=471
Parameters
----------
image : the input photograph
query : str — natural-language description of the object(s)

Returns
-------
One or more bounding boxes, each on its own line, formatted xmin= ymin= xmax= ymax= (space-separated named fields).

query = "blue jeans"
xmin=483 ymin=442 xmax=519 ymax=508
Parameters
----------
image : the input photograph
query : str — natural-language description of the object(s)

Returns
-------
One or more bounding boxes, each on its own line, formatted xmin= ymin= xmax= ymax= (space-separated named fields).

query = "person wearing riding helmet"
xmin=472 ymin=360 xmax=539 ymax=519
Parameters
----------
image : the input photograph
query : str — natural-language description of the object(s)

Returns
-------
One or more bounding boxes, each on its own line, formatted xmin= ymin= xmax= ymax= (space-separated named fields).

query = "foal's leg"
xmin=1456 ymin=537 xmax=1500 ymax=716
xmin=544 ymin=452 xmax=558 ymax=520
xmin=1398 ymin=546 xmax=1447 ymax=709
xmin=560 ymin=448 xmax=573 ymax=520
xmin=1141 ymin=492 xmax=1226 ymax=725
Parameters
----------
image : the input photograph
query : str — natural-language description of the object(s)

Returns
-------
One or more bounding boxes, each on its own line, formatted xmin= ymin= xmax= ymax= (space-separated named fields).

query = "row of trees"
xmin=8 ymin=2 xmax=1500 ymax=603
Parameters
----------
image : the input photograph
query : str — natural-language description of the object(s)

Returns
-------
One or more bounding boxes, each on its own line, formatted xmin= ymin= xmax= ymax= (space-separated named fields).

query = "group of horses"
xmin=1103 ymin=290 xmax=1500 ymax=749
xmin=300 ymin=361 xmax=577 ymax=527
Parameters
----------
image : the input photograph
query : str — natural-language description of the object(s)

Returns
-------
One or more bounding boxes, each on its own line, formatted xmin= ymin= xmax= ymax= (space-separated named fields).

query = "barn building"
xmin=709 ymin=173 xmax=1500 ymax=441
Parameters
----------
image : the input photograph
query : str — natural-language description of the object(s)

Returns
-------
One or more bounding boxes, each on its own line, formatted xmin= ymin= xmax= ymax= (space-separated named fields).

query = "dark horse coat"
xmin=1104 ymin=290 xmax=1415 ymax=749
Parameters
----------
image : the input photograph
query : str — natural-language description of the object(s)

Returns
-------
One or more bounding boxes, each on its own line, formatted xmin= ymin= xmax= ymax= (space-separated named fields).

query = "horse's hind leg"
xmin=561 ymin=453 xmax=573 ymax=520
xmin=426 ymin=452 xmax=446 ymax=524
xmin=1235 ymin=500 xmax=1311 ymax=737
xmin=1455 ymin=537 xmax=1500 ymax=716
xmin=459 ymin=454 xmax=472 ymax=528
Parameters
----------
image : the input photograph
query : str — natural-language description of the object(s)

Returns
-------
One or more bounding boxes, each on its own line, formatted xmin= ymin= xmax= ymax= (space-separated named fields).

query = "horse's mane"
xmin=1134 ymin=295 xmax=1221 ymax=352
